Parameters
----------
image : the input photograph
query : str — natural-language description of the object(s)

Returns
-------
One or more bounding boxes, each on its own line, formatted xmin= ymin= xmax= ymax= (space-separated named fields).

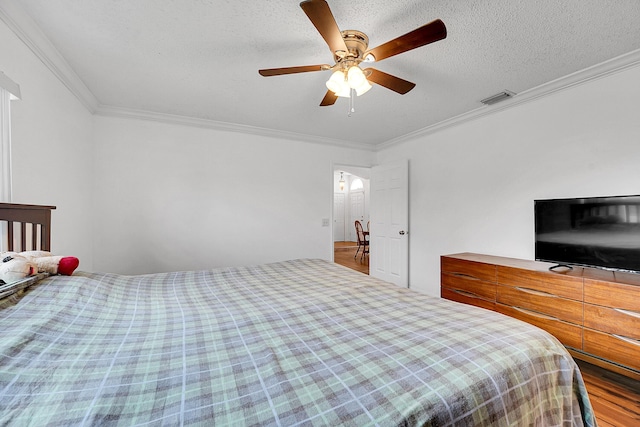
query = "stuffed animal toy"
xmin=0 ymin=251 xmax=79 ymax=285
xmin=17 ymin=251 xmax=79 ymax=275
xmin=0 ymin=255 xmax=37 ymax=285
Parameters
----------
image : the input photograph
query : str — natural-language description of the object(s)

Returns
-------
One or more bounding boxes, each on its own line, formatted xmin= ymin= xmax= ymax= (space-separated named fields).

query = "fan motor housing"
xmin=338 ymin=30 xmax=369 ymax=62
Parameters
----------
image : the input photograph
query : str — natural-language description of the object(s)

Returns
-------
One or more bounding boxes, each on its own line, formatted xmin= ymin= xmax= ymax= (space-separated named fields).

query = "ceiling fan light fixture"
xmin=326 ymin=67 xmax=372 ymax=98
xmin=336 ymin=86 xmax=352 ymax=98
xmin=355 ymin=79 xmax=372 ymax=96
xmin=326 ymin=70 xmax=345 ymax=93
xmin=347 ymin=66 xmax=366 ymax=88
xmin=326 ymin=70 xmax=353 ymax=97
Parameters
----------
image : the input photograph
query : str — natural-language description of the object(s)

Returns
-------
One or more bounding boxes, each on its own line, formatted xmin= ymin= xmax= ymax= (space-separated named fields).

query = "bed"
xmin=0 ymin=203 xmax=595 ymax=426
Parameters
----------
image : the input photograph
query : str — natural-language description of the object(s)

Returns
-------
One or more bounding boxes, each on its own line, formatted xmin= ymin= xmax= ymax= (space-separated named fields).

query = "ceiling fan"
xmin=258 ymin=0 xmax=447 ymax=107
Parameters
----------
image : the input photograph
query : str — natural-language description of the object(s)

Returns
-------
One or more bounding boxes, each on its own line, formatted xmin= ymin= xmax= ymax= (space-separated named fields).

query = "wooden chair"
xmin=354 ymin=220 xmax=369 ymax=260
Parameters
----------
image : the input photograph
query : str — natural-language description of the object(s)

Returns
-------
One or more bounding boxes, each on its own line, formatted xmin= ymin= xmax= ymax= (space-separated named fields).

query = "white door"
xmin=349 ymin=190 xmax=365 ymax=241
xmin=370 ymin=160 xmax=409 ymax=287
xmin=333 ymin=193 xmax=345 ymax=241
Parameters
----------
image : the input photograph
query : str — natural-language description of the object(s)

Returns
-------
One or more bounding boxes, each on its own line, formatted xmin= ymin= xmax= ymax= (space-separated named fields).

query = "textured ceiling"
xmin=6 ymin=0 xmax=640 ymax=148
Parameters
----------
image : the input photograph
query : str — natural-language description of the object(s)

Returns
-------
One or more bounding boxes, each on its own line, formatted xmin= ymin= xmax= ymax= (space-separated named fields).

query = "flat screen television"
xmin=535 ymin=195 xmax=640 ymax=272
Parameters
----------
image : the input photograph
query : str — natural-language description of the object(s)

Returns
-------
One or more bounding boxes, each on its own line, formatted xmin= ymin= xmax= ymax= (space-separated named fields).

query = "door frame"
xmin=333 ymin=192 xmax=346 ymax=242
xmin=330 ymin=162 xmax=372 ymax=262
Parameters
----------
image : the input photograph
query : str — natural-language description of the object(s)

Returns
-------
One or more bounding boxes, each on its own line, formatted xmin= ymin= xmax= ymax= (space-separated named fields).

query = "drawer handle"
xmin=515 ymin=287 xmax=557 ymax=298
xmin=452 ymin=289 xmax=491 ymax=302
xmin=612 ymin=334 xmax=640 ymax=348
xmin=451 ymin=273 xmax=480 ymax=280
xmin=613 ymin=308 xmax=640 ymax=319
xmin=512 ymin=306 xmax=557 ymax=321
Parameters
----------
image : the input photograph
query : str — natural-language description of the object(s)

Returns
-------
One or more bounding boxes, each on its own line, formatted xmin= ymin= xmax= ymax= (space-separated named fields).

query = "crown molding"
xmin=95 ymin=105 xmax=375 ymax=151
xmin=0 ymin=0 xmax=98 ymax=112
xmin=377 ymin=48 xmax=640 ymax=151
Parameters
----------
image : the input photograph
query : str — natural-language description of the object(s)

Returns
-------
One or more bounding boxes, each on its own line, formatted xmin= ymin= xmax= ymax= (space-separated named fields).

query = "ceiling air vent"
xmin=480 ymin=90 xmax=516 ymax=105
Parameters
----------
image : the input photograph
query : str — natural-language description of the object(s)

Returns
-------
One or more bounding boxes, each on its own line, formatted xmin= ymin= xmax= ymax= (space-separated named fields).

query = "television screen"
xmin=535 ymin=195 xmax=640 ymax=272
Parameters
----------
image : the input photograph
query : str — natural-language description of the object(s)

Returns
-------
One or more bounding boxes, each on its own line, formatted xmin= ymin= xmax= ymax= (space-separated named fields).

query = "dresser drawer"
xmin=584 ymin=328 xmax=640 ymax=372
xmin=584 ymin=279 xmax=640 ymax=311
xmin=441 ymin=257 xmax=496 ymax=282
xmin=584 ymin=303 xmax=640 ymax=340
xmin=496 ymin=285 xmax=582 ymax=325
xmin=495 ymin=303 xmax=583 ymax=349
xmin=497 ymin=266 xmax=583 ymax=300
xmin=441 ymin=287 xmax=495 ymax=311
xmin=441 ymin=273 xmax=496 ymax=301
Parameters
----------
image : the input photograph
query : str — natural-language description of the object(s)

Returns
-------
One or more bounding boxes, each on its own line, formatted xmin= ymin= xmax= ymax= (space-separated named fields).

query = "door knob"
xmin=399 ymin=230 xmax=406 ymax=235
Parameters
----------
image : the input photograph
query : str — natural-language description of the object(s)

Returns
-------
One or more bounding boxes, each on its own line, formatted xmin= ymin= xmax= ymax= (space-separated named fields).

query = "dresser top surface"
xmin=443 ymin=252 xmax=640 ymax=286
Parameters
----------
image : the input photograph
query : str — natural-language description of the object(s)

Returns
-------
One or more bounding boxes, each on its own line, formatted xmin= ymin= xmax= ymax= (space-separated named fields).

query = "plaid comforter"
xmin=0 ymin=259 xmax=594 ymax=426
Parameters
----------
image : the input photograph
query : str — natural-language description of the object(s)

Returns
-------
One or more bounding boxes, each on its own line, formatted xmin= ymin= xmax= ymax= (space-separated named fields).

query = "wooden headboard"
xmin=0 ymin=203 xmax=56 ymax=252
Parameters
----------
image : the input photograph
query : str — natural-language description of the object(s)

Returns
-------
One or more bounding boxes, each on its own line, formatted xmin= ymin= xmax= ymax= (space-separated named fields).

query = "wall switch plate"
xmin=322 ymin=218 xmax=330 ymax=227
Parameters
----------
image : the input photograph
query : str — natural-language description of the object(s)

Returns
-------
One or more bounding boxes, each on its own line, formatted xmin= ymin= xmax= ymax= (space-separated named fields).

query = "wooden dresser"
xmin=441 ymin=252 xmax=640 ymax=381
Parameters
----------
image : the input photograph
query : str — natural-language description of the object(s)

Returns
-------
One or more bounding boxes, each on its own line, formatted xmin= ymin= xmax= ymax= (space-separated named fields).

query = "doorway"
xmin=333 ymin=166 xmax=371 ymax=275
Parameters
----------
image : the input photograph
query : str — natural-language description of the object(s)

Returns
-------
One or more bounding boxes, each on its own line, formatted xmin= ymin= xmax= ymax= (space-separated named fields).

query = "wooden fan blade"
xmin=300 ymin=0 xmax=348 ymax=57
xmin=365 ymin=68 xmax=415 ymax=94
xmin=365 ymin=19 xmax=446 ymax=62
xmin=320 ymin=90 xmax=338 ymax=106
xmin=259 ymin=65 xmax=329 ymax=76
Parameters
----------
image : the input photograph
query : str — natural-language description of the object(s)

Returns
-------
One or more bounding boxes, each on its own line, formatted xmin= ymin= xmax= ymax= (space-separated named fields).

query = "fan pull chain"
xmin=348 ymin=88 xmax=355 ymax=117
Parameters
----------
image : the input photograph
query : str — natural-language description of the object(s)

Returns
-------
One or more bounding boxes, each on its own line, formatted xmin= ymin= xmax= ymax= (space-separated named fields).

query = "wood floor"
xmin=333 ymin=243 xmax=640 ymax=426
xmin=334 ymin=241 xmax=369 ymax=274
xmin=576 ymin=359 xmax=640 ymax=427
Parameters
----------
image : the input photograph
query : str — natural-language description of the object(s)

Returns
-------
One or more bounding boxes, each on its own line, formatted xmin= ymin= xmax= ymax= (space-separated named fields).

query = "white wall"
xmin=0 ymin=19 xmax=94 ymax=269
xmin=377 ymin=64 xmax=640 ymax=296
xmin=92 ymin=115 xmax=374 ymax=274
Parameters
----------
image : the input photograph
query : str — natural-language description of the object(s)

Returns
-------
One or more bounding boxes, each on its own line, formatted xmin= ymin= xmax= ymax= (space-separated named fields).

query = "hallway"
xmin=334 ymin=241 xmax=369 ymax=275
